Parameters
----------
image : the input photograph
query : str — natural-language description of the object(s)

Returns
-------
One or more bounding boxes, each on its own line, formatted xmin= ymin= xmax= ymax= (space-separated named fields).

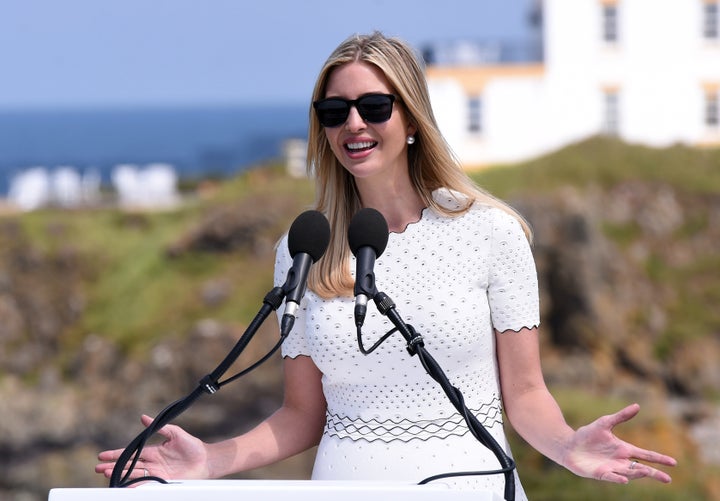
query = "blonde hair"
xmin=306 ymin=32 xmax=531 ymax=299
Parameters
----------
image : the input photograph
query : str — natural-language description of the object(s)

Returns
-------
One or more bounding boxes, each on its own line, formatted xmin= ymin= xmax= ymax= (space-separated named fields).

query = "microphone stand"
xmin=109 ymin=286 xmax=286 ymax=488
xmin=371 ymin=291 xmax=516 ymax=501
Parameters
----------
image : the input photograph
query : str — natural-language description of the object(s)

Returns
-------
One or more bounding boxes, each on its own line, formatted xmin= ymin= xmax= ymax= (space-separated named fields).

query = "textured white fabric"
xmin=274 ymin=190 xmax=539 ymax=500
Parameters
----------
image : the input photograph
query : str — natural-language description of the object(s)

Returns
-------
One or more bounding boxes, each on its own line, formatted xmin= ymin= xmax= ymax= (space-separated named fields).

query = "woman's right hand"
xmin=95 ymin=415 xmax=210 ymax=482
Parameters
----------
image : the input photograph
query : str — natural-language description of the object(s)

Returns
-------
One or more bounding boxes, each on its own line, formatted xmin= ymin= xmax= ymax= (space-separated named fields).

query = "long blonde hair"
xmin=306 ymin=32 xmax=531 ymax=299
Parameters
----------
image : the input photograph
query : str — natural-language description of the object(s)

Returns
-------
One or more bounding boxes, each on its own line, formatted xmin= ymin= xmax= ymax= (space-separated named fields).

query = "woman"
xmin=97 ymin=32 xmax=676 ymax=499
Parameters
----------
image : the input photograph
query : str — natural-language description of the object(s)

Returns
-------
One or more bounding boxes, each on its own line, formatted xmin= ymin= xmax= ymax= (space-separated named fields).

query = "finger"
xmin=95 ymin=465 xmax=126 ymax=479
xmin=141 ymin=414 xmax=175 ymax=440
xmin=111 ymin=467 xmax=149 ymax=481
xmin=598 ymin=469 xmax=630 ymax=484
xmin=95 ymin=459 xmax=147 ymax=476
xmin=97 ymin=448 xmax=125 ymax=461
xmin=628 ymin=462 xmax=673 ymax=484
xmin=644 ymin=466 xmax=672 ymax=483
xmin=95 ymin=462 xmax=116 ymax=474
xmin=605 ymin=403 xmax=641 ymax=429
xmin=630 ymin=447 xmax=678 ymax=467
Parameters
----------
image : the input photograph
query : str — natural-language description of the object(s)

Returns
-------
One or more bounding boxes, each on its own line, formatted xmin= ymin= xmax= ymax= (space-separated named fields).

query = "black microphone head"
xmin=288 ymin=210 xmax=331 ymax=262
xmin=348 ymin=208 xmax=389 ymax=257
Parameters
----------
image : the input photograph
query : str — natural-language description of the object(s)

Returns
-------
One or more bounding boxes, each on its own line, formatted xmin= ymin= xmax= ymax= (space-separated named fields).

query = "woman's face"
xmin=321 ymin=61 xmax=416 ymax=185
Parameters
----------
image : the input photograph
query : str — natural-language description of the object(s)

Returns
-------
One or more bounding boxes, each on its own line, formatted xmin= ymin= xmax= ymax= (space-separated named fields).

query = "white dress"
xmin=274 ymin=190 xmax=540 ymax=500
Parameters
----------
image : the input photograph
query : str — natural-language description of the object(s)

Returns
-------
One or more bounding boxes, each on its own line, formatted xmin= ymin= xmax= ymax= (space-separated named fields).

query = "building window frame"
xmin=602 ymin=3 xmax=619 ymax=43
xmin=602 ymin=88 xmax=620 ymax=135
xmin=703 ymin=1 xmax=719 ymax=40
xmin=705 ymin=88 xmax=720 ymax=128
xmin=468 ymin=95 xmax=483 ymax=134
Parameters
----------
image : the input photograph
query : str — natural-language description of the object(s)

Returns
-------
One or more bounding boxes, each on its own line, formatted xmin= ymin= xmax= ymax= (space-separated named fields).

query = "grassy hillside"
xmin=27 ymin=136 xmax=714 ymax=361
xmin=12 ymin=166 xmax=315 ymax=361
xmin=474 ymin=136 xmax=720 ymax=377
xmin=5 ymin=137 xmax=718 ymax=500
xmin=471 ymin=136 xmax=720 ymax=499
xmin=471 ymin=135 xmax=720 ymax=196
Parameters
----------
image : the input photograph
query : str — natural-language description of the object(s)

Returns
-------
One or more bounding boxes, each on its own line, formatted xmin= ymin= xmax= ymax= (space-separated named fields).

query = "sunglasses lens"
xmin=314 ymin=99 xmax=350 ymax=127
xmin=356 ymin=95 xmax=394 ymax=123
xmin=314 ymin=94 xmax=396 ymax=127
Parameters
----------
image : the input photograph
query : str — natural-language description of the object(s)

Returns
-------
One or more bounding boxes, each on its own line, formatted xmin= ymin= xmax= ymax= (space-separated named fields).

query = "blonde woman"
xmin=98 ymin=32 xmax=676 ymax=500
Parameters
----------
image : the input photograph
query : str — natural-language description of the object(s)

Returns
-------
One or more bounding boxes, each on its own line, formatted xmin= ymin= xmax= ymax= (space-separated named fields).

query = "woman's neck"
xmin=356 ymin=180 xmax=426 ymax=233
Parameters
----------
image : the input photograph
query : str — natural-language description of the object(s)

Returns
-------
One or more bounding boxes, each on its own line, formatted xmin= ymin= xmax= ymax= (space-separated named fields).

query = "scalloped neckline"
xmin=389 ymin=206 xmax=429 ymax=235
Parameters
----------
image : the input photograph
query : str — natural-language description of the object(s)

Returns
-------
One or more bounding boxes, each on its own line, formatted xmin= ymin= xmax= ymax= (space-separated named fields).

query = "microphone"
xmin=348 ymin=208 xmax=389 ymax=327
xmin=280 ymin=210 xmax=331 ymax=336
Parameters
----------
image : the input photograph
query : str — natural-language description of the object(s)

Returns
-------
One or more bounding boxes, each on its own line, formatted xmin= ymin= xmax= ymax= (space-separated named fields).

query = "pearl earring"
xmin=406 ymin=135 xmax=415 ymax=145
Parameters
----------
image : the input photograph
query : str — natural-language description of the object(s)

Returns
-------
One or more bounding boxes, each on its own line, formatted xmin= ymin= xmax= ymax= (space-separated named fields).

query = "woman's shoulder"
xmin=274 ymin=232 xmax=292 ymax=263
xmin=432 ymin=188 xmax=512 ymax=221
xmin=431 ymin=187 xmax=471 ymax=211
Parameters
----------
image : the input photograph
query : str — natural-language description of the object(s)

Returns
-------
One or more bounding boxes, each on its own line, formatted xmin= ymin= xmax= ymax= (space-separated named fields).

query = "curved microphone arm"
xmin=371 ymin=291 xmax=516 ymax=501
xmin=109 ymin=286 xmax=286 ymax=488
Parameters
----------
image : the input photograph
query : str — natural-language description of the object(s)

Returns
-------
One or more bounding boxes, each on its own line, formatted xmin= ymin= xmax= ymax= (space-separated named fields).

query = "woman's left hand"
xmin=561 ymin=403 xmax=677 ymax=484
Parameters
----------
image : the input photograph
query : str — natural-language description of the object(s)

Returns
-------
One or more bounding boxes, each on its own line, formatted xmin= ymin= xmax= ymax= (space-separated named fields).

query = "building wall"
xmin=427 ymin=65 xmax=547 ymax=166
xmin=426 ymin=0 xmax=720 ymax=167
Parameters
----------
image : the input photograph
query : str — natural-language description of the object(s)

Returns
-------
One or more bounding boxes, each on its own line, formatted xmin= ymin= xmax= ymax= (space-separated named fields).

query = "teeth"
xmin=346 ymin=141 xmax=375 ymax=150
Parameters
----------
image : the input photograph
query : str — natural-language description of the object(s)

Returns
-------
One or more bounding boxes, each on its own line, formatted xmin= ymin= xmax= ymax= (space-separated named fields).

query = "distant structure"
xmin=7 ymin=166 xmax=102 ymax=211
xmin=111 ymin=163 xmax=179 ymax=210
xmin=8 ymin=167 xmax=51 ymax=211
xmin=282 ymin=138 xmax=309 ymax=178
xmin=6 ymin=162 xmax=180 ymax=212
xmin=424 ymin=0 xmax=720 ymax=167
xmin=52 ymin=166 xmax=83 ymax=207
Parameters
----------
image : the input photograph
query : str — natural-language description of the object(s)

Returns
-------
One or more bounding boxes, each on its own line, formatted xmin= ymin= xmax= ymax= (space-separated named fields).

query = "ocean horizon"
xmin=0 ymin=104 xmax=309 ymax=194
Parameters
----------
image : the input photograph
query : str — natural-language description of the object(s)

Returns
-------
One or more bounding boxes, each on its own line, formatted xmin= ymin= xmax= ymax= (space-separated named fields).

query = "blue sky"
xmin=0 ymin=0 xmax=535 ymax=109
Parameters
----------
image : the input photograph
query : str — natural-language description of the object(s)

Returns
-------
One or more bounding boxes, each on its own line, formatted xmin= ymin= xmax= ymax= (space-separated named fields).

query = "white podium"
xmin=49 ymin=479 xmax=502 ymax=500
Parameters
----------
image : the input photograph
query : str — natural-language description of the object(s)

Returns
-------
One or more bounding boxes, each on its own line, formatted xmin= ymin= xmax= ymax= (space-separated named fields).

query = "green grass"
xmin=471 ymin=136 xmax=720 ymax=197
xmin=14 ymin=165 xmax=317 ymax=356
xmin=601 ymin=221 xmax=642 ymax=248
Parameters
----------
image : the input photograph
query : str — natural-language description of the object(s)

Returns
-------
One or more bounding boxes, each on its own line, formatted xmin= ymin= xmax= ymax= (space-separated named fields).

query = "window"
xmin=602 ymin=89 xmax=620 ymax=135
xmin=703 ymin=1 xmax=719 ymax=40
xmin=706 ymin=89 xmax=719 ymax=127
xmin=468 ymin=95 xmax=483 ymax=133
xmin=602 ymin=4 xmax=619 ymax=43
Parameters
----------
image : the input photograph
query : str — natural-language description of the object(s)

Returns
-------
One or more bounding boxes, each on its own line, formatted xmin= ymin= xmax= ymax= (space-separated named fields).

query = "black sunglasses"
xmin=313 ymin=93 xmax=396 ymax=128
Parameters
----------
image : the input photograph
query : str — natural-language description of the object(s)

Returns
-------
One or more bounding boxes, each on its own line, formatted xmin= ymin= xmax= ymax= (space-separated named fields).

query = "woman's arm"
xmin=96 ymin=355 xmax=326 ymax=481
xmin=495 ymin=326 xmax=676 ymax=484
xmin=495 ymin=326 xmax=574 ymax=463
xmin=206 ymin=354 xmax=327 ymax=477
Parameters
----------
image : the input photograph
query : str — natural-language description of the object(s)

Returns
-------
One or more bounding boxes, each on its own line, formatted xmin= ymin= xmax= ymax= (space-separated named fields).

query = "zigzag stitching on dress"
xmin=325 ymin=397 xmax=503 ymax=443
xmin=328 ymin=417 xmax=476 ymax=438
xmin=496 ymin=322 xmax=540 ymax=333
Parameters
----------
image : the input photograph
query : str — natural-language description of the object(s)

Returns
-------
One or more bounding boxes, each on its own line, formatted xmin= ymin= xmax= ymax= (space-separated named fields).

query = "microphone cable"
xmin=356 ymin=292 xmax=517 ymax=501
xmin=111 ymin=286 xmax=287 ymax=488
xmin=110 ymin=210 xmax=330 ymax=488
xmin=356 ymin=324 xmax=398 ymax=355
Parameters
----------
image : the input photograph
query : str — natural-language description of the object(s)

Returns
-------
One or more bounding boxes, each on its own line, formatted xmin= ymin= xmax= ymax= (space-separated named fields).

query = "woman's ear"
xmin=406 ymin=122 xmax=418 ymax=139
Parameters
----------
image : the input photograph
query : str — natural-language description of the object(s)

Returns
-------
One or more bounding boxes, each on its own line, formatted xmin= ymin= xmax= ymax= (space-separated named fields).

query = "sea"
xmin=0 ymin=104 xmax=309 ymax=194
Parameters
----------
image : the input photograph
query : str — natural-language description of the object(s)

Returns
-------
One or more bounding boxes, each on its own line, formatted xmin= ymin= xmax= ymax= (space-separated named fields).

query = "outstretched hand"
xmin=561 ymin=403 xmax=677 ymax=484
xmin=95 ymin=415 xmax=210 ymax=483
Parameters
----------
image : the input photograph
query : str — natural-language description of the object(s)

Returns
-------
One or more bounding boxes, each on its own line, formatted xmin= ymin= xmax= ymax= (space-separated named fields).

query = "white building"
xmin=426 ymin=0 xmax=720 ymax=167
xmin=111 ymin=163 xmax=180 ymax=210
xmin=7 ymin=166 xmax=103 ymax=211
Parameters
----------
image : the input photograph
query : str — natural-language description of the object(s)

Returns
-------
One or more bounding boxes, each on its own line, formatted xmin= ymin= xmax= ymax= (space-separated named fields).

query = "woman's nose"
xmin=344 ymin=105 xmax=366 ymax=131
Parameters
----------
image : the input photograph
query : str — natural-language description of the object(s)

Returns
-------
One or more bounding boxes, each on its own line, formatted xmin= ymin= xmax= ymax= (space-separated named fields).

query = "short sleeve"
xmin=487 ymin=210 xmax=540 ymax=332
xmin=274 ymin=234 xmax=311 ymax=358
